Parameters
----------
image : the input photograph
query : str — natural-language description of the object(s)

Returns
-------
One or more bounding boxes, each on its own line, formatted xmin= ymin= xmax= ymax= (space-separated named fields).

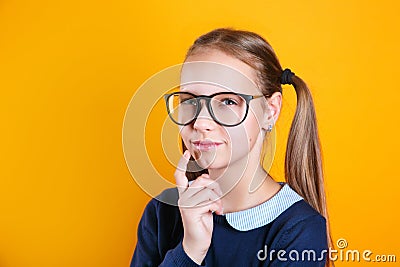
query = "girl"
xmin=131 ymin=28 xmax=333 ymax=266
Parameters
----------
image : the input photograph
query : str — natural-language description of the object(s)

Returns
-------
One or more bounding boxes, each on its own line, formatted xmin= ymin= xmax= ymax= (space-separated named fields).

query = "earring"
xmin=267 ymin=124 xmax=273 ymax=132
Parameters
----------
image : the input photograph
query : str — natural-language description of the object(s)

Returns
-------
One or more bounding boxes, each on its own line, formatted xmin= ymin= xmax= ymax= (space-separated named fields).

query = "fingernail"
xmin=183 ymin=150 xmax=190 ymax=159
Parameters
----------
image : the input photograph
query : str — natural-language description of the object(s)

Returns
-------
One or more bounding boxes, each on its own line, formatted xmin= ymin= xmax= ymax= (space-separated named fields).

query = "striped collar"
xmin=222 ymin=183 xmax=303 ymax=231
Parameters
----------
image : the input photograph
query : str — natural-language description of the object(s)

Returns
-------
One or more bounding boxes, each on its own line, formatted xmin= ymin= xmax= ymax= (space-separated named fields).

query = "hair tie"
xmin=280 ymin=68 xmax=295 ymax=85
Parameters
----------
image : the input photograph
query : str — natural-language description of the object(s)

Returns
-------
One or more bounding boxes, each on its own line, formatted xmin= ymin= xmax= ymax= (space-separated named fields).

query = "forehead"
xmin=180 ymin=50 xmax=261 ymax=95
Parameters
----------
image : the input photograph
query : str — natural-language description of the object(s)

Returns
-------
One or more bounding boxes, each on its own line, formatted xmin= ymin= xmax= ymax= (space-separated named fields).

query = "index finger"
xmin=174 ymin=150 xmax=190 ymax=195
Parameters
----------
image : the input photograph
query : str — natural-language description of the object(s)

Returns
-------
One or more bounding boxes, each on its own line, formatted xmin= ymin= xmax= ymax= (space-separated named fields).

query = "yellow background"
xmin=1 ymin=0 xmax=399 ymax=266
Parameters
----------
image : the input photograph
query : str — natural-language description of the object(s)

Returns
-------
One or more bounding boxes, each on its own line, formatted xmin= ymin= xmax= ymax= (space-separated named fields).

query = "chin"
xmin=195 ymin=156 xmax=229 ymax=171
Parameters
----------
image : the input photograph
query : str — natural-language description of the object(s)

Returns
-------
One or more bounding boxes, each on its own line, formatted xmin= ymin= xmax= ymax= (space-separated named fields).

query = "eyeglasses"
xmin=164 ymin=92 xmax=264 ymax=127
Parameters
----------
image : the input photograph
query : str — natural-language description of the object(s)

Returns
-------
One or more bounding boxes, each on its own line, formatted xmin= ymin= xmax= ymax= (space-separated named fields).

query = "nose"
xmin=193 ymin=100 xmax=216 ymax=131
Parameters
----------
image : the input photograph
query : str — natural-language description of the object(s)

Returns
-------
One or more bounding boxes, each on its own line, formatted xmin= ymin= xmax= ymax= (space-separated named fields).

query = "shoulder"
xmin=262 ymin=200 xmax=328 ymax=265
xmin=132 ymin=188 xmax=185 ymax=266
xmin=277 ymin=200 xmax=326 ymax=227
xmin=271 ymin=200 xmax=327 ymax=249
xmin=137 ymin=187 xmax=183 ymax=248
xmin=141 ymin=187 xmax=181 ymax=226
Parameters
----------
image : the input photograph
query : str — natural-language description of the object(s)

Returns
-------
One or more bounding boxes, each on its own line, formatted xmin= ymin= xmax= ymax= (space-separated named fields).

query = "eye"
xmin=221 ymin=98 xmax=238 ymax=105
xmin=181 ymin=98 xmax=197 ymax=105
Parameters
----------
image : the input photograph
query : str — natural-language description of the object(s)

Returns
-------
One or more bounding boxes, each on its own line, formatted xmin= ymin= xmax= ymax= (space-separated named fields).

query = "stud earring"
xmin=267 ymin=124 xmax=273 ymax=132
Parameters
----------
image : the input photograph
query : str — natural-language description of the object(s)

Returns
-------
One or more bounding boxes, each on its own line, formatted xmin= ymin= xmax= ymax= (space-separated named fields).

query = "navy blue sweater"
xmin=131 ymin=187 xmax=328 ymax=266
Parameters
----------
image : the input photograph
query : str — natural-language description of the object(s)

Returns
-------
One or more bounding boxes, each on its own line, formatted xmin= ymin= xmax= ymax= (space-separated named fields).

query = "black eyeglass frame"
xmin=164 ymin=91 xmax=264 ymax=127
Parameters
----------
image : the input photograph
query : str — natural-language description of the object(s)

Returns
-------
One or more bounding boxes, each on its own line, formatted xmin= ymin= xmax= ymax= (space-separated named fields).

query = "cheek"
xmin=224 ymin=116 xmax=261 ymax=163
xmin=225 ymin=123 xmax=256 ymax=155
xmin=245 ymin=115 xmax=262 ymax=145
xmin=247 ymin=104 xmax=264 ymax=138
xmin=178 ymin=126 xmax=189 ymax=148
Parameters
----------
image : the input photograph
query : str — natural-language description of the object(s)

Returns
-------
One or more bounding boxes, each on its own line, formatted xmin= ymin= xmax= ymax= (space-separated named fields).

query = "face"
xmin=178 ymin=49 xmax=272 ymax=172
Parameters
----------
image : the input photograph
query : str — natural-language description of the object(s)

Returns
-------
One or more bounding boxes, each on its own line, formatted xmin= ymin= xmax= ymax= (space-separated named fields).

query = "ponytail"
xmin=285 ymin=75 xmax=334 ymax=266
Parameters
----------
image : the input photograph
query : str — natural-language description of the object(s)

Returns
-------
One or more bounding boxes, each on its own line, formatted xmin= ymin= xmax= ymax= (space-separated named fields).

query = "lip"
xmin=191 ymin=140 xmax=224 ymax=151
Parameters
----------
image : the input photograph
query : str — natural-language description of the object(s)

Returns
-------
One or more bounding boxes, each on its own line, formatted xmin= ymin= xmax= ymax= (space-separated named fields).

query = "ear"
xmin=262 ymin=92 xmax=282 ymax=131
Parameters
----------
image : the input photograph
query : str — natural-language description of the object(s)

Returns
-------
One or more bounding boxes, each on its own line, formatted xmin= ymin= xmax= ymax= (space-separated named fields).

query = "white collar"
xmin=223 ymin=183 xmax=303 ymax=231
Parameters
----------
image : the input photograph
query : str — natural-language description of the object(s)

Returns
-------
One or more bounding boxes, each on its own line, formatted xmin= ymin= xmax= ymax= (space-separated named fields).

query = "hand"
xmin=175 ymin=150 xmax=224 ymax=265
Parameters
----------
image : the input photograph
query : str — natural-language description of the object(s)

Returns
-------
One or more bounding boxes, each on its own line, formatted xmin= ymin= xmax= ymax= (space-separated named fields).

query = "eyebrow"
xmin=177 ymin=91 xmax=241 ymax=97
